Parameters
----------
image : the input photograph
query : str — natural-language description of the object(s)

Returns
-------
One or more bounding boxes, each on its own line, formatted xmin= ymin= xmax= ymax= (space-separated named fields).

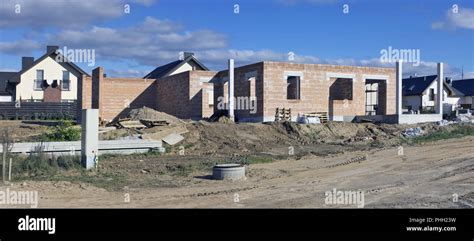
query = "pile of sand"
xmin=128 ymin=107 xmax=181 ymax=125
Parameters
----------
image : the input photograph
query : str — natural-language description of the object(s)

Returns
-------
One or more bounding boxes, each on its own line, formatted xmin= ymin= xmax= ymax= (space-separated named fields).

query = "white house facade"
xmin=3 ymin=46 xmax=89 ymax=102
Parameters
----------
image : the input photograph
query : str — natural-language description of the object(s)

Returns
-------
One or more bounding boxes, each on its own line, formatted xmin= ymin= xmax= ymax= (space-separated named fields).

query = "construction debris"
xmin=438 ymin=119 xmax=450 ymax=126
xmin=115 ymin=119 xmax=147 ymax=129
xmin=162 ymin=133 xmax=185 ymax=145
xmin=139 ymin=119 xmax=169 ymax=128
xmin=455 ymin=110 xmax=474 ymax=123
xmin=298 ymin=115 xmax=321 ymax=124
xmin=402 ymin=127 xmax=423 ymax=137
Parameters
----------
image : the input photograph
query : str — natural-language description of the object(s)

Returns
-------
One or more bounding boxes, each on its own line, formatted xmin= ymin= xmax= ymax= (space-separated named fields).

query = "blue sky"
xmin=0 ymin=0 xmax=473 ymax=78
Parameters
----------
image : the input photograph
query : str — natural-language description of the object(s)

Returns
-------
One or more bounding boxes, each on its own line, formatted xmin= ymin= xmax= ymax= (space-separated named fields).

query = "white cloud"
xmin=0 ymin=0 xmax=156 ymax=29
xmin=39 ymin=17 xmax=227 ymax=66
xmin=432 ymin=7 xmax=474 ymax=30
xmin=0 ymin=39 xmax=41 ymax=55
xmin=0 ymin=15 xmax=466 ymax=79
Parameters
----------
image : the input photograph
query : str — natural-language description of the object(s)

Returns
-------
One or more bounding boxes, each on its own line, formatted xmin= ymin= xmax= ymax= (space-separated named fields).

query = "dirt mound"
xmin=217 ymin=116 xmax=234 ymax=124
xmin=128 ymin=107 xmax=182 ymax=124
xmin=178 ymin=121 xmax=406 ymax=157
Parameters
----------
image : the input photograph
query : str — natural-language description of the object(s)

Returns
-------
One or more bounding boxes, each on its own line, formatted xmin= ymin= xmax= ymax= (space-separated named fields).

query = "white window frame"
xmin=34 ymin=70 xmax=44 ymax=91
xmin=61 ymin=71 xmax=71 ymax=91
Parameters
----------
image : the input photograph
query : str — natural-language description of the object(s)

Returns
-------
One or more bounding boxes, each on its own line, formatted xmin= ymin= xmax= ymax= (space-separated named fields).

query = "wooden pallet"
xmin=303 ymin=112 xmax=328 ymax=123
xmin=275 ymin=108 xmax=291 ymax=122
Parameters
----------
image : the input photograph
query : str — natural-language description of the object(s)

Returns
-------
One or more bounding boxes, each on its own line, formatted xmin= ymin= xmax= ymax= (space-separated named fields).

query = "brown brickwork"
xmin=86 ymin=67 xmax=157 ymax=122
xmin=215 ymin=61 xmax=396 ymax=122
xmin=43 ymin=82 xmax=61 ymax=102
xmin=82 ymin=62 xmax=396 ymax=123
xmin=261 ymin=62 xmax=396 ymax=121
xmin=156 ymin=70 xmax=218 ymax=119
xmin=213 ymin=62 xmax=264 ymax=121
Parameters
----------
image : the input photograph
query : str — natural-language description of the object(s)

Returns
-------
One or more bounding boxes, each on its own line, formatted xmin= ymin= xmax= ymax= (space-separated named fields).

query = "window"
xmin=287 ymin=76 xmax=300 ymax=100
xmin=330 ymin=78 xmax=353 ymax=100
xmin=61 ymin=71 xmax=70 ymax=91
xmin=429 ymin=88 xmax=435 ymax=101
xmin=34 ymin=70 xmax=44 ymax=90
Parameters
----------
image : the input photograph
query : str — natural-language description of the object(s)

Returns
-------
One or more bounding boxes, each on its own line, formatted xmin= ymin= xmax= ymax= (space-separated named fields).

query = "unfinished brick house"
xmin=80 ymin=54 xmax=398 ymax=123
xmin=79 ymin=53 xmax=217 ymax=122
xmin=212 ymin=61 xmax=396 ymax=122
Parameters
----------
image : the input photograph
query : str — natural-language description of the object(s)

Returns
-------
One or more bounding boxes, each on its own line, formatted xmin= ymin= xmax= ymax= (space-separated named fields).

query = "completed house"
xmin=402 ymin=75 xmax=459 ymax=114
xmin=143 ymin=52 xmax=209 ymax=79
xmin=0 ymin=71 xmax=16 ymax=102
xmin=2 ymin=46 xmax=89 ymax=103
xmin=449 ymin=78 xmax=474 ymax=110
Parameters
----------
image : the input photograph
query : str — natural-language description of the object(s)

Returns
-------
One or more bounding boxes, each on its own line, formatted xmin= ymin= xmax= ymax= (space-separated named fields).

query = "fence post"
xmin=8 ymin=157 xmax=12 ymax=181
xmin=2 ymin=143 xmax=6 ymax=184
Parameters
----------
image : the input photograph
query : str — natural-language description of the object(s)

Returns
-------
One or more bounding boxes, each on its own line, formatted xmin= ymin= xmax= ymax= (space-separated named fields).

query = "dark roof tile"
xmin=402 ymin=75 xmax=437 ymax=96
xmin=452 ymin=78 xmax=474 ymax=96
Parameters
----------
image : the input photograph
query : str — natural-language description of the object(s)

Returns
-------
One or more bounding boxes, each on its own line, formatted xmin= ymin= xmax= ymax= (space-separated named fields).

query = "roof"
xmin=0 ymin=71 xmax=16 ymax=95
xmin=8 ymin=47 xmax=90 ymax=84
xmin=402 ymin=75 xmax=438 ymax=96
xmin=143 ymin=55 xmax=209 ymax=79
xmin=452 ymin=78 xmax=474 ymax=96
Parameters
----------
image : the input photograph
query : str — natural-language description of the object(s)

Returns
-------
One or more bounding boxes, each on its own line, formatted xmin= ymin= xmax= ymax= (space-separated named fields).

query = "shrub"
xmin=41 ymin=121 xmax=80 ymax=142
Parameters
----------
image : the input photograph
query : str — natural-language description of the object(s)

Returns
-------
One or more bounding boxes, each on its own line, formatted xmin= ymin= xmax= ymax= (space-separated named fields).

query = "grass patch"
xmin=246 ymin=156 xmax=274 ymax=164
xmin=9 ymin=148 xmax=127 ymax=191
xmin=404 ymin=124 xmax=474 ymax=145
xmin=370 ymin=140 xmax=385 ymax=148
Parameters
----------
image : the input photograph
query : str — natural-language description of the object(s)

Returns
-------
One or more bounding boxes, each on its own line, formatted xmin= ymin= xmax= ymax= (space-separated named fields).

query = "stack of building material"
xmin=115 ymin=118 xmax=147 ymax=129
xmin=139 ymin=119 xmax=169 ymax=128
xmin=302 ymin=112 xmax=328 ymax=123
xmin=275 ymin=108 xmax=291 ymax=122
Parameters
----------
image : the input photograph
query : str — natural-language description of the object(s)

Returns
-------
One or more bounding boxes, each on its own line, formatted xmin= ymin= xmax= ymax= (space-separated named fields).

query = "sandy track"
xmin=2 ymin=137 xmax=473 ymax=208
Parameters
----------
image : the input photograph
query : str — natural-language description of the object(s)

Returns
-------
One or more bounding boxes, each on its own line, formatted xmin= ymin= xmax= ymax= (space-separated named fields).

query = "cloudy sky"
xmin=0 ymin=0 xmax=473 ymax=78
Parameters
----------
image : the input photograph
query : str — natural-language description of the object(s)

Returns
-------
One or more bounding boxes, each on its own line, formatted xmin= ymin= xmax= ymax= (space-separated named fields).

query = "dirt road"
xmin=2 ymin=136 xmax=473 ymax=208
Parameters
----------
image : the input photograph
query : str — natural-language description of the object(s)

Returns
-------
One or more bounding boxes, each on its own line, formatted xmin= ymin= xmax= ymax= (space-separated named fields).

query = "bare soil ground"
xmin=2 ymin=132 xmax=473 ymax=208
xmin=0 ymin=120 xmax=49 ymax=142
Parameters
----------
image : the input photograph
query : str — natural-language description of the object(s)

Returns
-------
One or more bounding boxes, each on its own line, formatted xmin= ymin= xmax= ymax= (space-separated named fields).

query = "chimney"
xmin=183 ymin=52 xmax=194 ymax=59
xmin=22 ymin=57 xmax=34 ymax=70
xmin=47 ymin=45 xmax=59 ymax=53
xmin=445 ymin=77 xmax=452 ymax=85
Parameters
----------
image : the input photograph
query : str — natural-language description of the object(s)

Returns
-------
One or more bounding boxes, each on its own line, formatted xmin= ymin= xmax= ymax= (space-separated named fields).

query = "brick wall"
xmin=81 ymin=75 xmax=92 ymax=109
xmin=89 ymin=67 xmax=157 ymax=122
xmin=190 ymin=71 xmax=218 ymax=119
xmin=156 ymin=70 xmax=218 ymax=119
xmin=261 ymin=61 xmax=396 ymax=121
xmin=216 ymin=61 xmax=396 ymax=122
xmin=213 ymin=62 xmax=264 ymax=122
xmin=43 ymin=83 xmax=61 ymax=102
